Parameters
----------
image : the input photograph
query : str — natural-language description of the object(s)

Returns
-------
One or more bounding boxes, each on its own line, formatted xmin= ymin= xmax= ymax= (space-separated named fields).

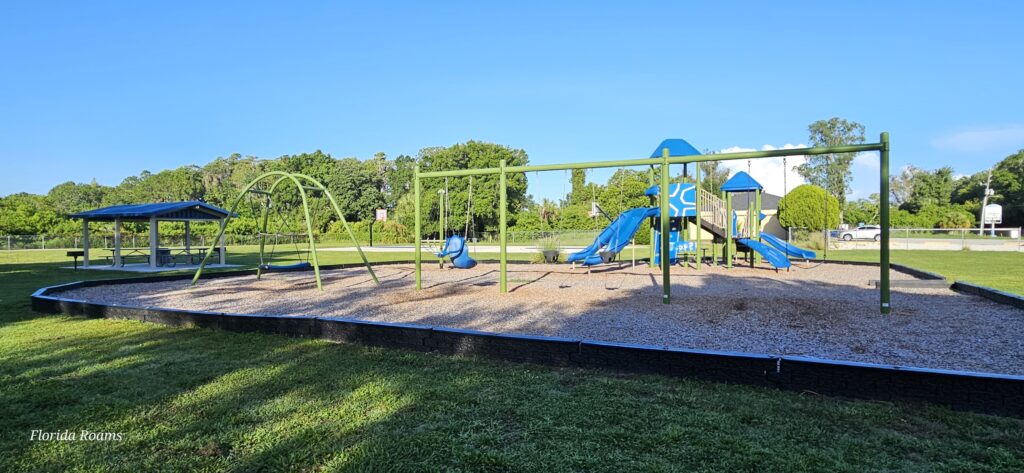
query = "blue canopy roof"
xmin=721 ymin=171 xmax=763 ymax=192
xmin=69 ymin=201 xmax=235 ymax=221
xmin=649 ymin=139 xmax=701 ymax=158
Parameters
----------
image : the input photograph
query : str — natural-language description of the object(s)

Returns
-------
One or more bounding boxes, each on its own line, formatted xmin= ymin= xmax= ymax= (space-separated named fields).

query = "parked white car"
xmin=840 ymin=225 xmax=881 ymax=241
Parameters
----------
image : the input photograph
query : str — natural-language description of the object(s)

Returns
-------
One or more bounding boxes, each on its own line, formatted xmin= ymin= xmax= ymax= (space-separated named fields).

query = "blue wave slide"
xmin=736 ymin=238 xmax=792 ymax=269
xmin=759 ymin=233 xmax=816 ymax=259
xmin=568 ymin=207 xmax=659 ymax=266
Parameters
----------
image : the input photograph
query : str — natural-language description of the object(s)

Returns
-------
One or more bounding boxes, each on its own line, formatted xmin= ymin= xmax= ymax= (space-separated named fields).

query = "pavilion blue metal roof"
xmin=69 ymin=201 xmax=235 ymax=221
xmin=649 ymin=139 xmax=701 ymax=158
xmin=721 ymin=171 xmax=763 ymax=192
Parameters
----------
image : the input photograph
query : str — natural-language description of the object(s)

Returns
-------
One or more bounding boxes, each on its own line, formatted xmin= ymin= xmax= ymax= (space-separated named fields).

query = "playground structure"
xmin=191 ymin=171 xmax=379 ymax=290
xmin=566 ymin=170 xmax=817 ymax=270
xmin=414 ymin=134 xmax=894 ymax=313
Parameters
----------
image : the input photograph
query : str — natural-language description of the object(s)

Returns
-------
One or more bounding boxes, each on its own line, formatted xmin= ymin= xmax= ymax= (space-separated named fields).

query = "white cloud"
xmin=933 ymin=125 xmax=1024 ymax=152
xmin=716 ymin=144 xmax=807 ymax=197
xmin=853 ymin=152 xmax=879 ymax=170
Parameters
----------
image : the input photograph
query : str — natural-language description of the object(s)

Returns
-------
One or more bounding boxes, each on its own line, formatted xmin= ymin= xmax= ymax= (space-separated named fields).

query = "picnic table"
xmin=104 ymin=247 xmax=220 ymax=266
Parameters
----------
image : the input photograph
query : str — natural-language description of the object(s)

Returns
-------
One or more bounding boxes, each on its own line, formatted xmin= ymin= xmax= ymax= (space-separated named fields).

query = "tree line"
xmin=2 ymin=122 xmax=1021 ymax=243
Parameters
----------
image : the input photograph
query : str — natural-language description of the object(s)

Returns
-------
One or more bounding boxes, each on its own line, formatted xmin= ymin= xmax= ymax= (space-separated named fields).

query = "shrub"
xmin=777 ymin=185 xmax=840 ymax=230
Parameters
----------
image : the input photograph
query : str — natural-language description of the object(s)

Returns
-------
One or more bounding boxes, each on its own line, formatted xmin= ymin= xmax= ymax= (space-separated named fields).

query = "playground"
xmin=60 ymin=260 xmax=1024 ymax=375
xmin=53 ymin=134 xmax=1024 ymax=380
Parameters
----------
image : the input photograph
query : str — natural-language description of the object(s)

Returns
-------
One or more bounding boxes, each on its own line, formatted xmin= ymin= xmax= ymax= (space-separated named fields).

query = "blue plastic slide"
xmin=437 ymin=235 xmax=477 ymax=269
xmin=736 ymin=238 xmax=792 ymax=269
xmin=759 ymin=233 xmax=816 ymax=259
xmin=568 ymin=207 xmax=659 ymax=266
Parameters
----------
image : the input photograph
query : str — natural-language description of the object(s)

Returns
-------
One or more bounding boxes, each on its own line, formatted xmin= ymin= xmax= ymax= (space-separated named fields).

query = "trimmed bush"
xmin=778 ymin=185 xmax=840 ymax=231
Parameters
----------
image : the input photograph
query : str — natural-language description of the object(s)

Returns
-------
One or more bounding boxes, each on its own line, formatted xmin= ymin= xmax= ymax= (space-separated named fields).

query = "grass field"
xmin=2 ymin=248 xmax=1023 ymax=471
xmin=829 ymin=249 xmax=1024 ymax=295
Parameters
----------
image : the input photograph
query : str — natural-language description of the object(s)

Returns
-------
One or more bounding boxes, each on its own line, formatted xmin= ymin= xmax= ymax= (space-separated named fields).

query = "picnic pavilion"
xmin=68 ymin=201 xmax=235 ymax=271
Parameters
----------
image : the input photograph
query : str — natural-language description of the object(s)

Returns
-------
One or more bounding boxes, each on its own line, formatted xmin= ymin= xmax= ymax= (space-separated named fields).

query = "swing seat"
xmin=259 ymin=262 xmax=313 ymax=272
xmin=436 ymin=235 xmax=477 ymax=269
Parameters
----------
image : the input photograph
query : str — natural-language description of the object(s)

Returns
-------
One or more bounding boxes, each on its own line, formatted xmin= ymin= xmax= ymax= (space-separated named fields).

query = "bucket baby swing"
xmin=436 ymin=176 xmax=478 ymax=269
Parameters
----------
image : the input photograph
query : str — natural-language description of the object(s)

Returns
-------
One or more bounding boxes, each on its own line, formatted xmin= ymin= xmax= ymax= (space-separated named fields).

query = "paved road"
xmin=835 ymin=238 xmax=1022 ymax=252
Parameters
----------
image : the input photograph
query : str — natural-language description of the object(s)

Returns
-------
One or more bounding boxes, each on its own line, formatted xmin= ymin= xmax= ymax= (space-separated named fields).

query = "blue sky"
xmin=2 ymin=1 xmax=1022 ymax=202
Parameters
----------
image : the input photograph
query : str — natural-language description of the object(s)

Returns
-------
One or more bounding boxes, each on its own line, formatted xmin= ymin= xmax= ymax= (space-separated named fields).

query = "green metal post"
xmin=725 ymin=191 xmax=733 ymax=269
xmin=660 ymin=148 xmax=671 ymax=304
xmin=880 ymin=132 xmax=891 ymax=314
xmin=748 ymin=199 xmax=755 ymax=267
xmin=754 ymin=188 xmax=762 ymax=265
xmin=414 ymin=166 xmax=422 ymax=290
xmin=695 ymin=162 xmax=702 ymax=270
xmin=256 ymin=195 xmax=270 ymax=280
xmin=499 ymin=159 xmax=508 ymax=293
xmin=648 ymin=166 xmax=655 ymax=267
xmin=292 ymin=185 xmax=323 ymax=290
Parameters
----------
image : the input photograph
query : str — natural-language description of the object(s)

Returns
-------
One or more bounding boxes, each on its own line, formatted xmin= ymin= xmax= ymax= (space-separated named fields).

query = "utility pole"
xmin=979 ymin=169 xmax=993 ymax=236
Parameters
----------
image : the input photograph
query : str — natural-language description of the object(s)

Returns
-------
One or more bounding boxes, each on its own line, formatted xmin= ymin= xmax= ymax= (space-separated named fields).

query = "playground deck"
xmin=61 ymin=262 xmax=1024 ymax=376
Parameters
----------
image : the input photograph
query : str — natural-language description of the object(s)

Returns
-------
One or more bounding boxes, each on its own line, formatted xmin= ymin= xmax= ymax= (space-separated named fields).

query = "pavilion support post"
xmin=414 ymin=166 xmax=422 ymax=290
xmin=82 ymin=218 xmax=90 ymax=267
xmin=499 ymin=159 xmax=508 ymax=294
xmin=113 ymin=218 xmax=122 ymax=267
xmin=879 ymin=132 xmax=891 ymax=314
xmin=184 ymin=221 xmax=191 ymax=260
xmin=219 ymin=220 xmax=226 ymax=265
xmin=660 ymin=148 xmax=671 ymax=304
xmin=149 ymin=217 xmax=158 ymax=267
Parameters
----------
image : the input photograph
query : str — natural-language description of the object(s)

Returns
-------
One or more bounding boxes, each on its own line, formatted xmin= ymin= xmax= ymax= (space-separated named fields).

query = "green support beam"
xmin=695 ymin=162 xmax=702 ymax=270
xmin=648 ymin=166 xmax=655 ymax=267
xmin=880 ymin=132 xmax=891 ymax=314
xmin=417 ymin=143 xmax=885 ymax=179
xmin=499 ymin=159 xmax=508 ymax=293
xmin=754 ymin=188 xmax=762 ymax=265
xmin=414 ymin=166 xmax=422 ymax=290
xmin=725 ymin=191 xmax=733 ymax=269
xmin=660 ymin=148 xmax=671 ymax=304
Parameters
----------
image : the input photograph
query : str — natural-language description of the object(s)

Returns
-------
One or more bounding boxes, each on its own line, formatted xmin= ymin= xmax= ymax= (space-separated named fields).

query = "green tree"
xmin=991 ymin=150 xmax=1024 ymax=226
xmin=777 ymin=184 xmax=840 ymax=230
xmin=843 ymin=194 xmax=879 ymax=225
xmin=385 ymin=154 xmax=416 ymax=208
xmin=796 ymin=117 xmax=865 ymax=213
xmin=46 ymin=180 xmax=109 ymax=215
xmin=567 ymin=169 xmax=587 ymax=206
xmin=904 ymin=166 xmax=955 ymax=212
xmin=411 ymin=141 xmax=529 ymax=237
xmin=696 ymin=158 xmax=730 ymax=194
xmin=889 ymin=165 xmax=922 ymax=207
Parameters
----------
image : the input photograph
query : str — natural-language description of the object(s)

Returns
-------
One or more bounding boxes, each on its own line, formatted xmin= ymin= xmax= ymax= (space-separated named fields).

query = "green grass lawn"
xmin=829 ymin=249 xmax=1024 ymax=295
xmin=2 ymin=248 xmax=1023 ymax=471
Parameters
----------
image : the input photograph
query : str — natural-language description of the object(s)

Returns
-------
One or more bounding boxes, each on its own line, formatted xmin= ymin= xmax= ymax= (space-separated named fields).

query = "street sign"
xmin=983 ymin=204 xmax=1002 ymax=224
xmin=375 ymin=209 xmax=388 ymax=221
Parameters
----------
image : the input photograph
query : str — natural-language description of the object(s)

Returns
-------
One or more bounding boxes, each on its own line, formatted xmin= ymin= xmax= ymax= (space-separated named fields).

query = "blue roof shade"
xmin=721 ymin=171 xmax=764 ymax=192
xmin=69 ymin=201 xmax=235 ymax=221
xmin=649 ymin=139 xmax=701 ymax=158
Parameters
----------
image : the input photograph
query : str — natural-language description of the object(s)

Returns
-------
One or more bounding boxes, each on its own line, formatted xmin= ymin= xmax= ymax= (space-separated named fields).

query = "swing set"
xmin=191 ymin=171 xmax=379 ymax=290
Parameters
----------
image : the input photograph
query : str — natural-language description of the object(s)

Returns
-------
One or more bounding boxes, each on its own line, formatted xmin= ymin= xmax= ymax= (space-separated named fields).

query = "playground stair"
xmin=697 ymin=188 xmax=730 ymax=239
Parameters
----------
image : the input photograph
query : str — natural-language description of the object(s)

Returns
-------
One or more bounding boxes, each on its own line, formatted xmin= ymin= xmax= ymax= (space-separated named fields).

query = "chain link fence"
xmin=1 ymin=229 xmax=607 ymax=251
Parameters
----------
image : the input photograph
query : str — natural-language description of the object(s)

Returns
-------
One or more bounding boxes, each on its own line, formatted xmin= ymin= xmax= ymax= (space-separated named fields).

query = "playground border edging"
xmin=30 ymin=261 xmax=1024 ymax=418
